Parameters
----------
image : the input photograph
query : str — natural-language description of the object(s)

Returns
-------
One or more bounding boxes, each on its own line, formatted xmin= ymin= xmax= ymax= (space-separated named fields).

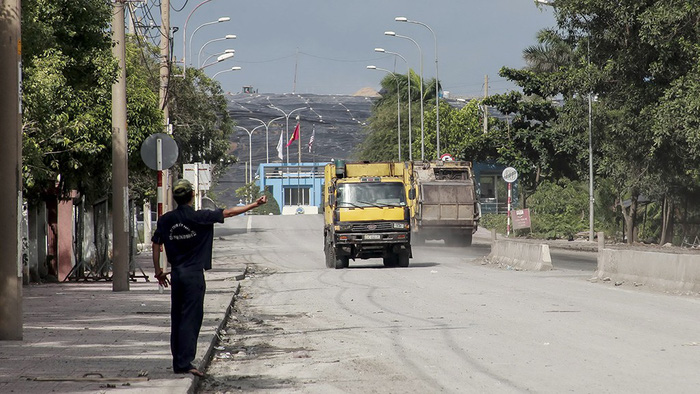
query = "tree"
xmin=125 ymin=37 xmax=167 ymax=203
xmin=510 ymin=0 xmax=700 ymax=243
xmin=22 ymin=0 xmax=117 ymax=202
xmin=168 ymin=66 xmax=236 ymax=180
xmin=523 ymin=29 xmax=574 ymax=74
xmin=356 ymin=70 xmax=434 ymax=162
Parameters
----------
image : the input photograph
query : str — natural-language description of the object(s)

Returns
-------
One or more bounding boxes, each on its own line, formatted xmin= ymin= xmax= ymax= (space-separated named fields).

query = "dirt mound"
xmin=353 ymin=87 xmax=380 ymax=97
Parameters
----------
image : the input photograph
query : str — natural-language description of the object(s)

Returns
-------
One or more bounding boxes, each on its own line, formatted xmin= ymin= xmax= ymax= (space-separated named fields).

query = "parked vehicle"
xmin=323 ymin=160 xmax=415 ymax=268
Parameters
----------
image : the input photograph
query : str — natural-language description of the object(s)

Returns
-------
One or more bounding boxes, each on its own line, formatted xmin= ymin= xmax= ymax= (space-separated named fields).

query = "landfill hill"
xmin=211 ymin=92 xmax=376 ymax=207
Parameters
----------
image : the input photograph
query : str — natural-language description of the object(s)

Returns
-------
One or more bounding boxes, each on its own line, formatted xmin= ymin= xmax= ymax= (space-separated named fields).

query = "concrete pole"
xmin=483 ymin=75 xmax=489 ymax=134
xmin=160 ymin=0 xmax=169 ymax=124
xmin=588 ymin=93 xmax=595 ymax=242
xmin=0 ymin=0 xmax=24 ymax=340
xmin=112 ymin=0 xmax=130 ymax=291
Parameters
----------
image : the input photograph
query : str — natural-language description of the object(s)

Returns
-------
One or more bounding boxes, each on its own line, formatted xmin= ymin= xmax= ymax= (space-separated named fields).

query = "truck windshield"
xmin=337 ymin=182 xmax=406 ymax=208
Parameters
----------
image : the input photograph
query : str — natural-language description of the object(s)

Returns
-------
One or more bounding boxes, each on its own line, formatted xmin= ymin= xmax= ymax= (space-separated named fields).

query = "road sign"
xmin=502 ymin=167 xmax=518 ymax=183
xmin=140 ymin=133 xmax=178 ymax=171
xmin=511 ymin=209 xmax=532 ymax=230
xmin=440 ymin=153 xmax=453 ymax=161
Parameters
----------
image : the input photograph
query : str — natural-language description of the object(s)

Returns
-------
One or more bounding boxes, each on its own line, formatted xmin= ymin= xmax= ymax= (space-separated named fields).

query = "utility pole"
xmin=483 ymin=75 xmax=489 ymax=134
xmin=158 ymin=0 xmax=170 ymax=271
xmin=112 ymin=0 xmax=129 ymax=291
xmin=293 ymin=47 xmax=298 ymax=94
xmin=0 ymin=0 xmax=23 ymax=340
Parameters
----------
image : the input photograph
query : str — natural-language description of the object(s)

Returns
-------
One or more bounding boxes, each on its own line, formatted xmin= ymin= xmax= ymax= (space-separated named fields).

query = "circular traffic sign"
xmin=140 ymin=133 xmax=179 ymax=170
xmin=440 ymin=153 xmax=453 ymax=161
xmin=502 ymin=167 xmax=518 ymax=183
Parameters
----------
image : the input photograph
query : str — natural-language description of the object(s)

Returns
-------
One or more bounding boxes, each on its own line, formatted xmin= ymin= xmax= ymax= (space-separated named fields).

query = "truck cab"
xmin=323 ymin=161 xmax=414 ymax=269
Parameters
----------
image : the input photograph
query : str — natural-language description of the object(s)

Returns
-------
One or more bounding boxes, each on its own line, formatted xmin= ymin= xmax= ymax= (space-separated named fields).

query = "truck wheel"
xmin=383 ymin=255 xmax=397 ymax=267
xmin=323 ymin=235 xmax=333 ymax=268
xmin=334 ymin=249 xmax=349 ymax=269
xmin=397 ymin=250 xmax=410 ymax=267
xmin=324 ymin=246 xmax=332 ymax=268
xmin=464 ymin=233 xmax=473 ymax=246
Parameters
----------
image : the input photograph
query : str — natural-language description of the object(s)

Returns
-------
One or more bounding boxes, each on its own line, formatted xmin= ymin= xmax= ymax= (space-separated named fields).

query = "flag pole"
xmin=297 ymin=120 xmax=301 ymax=205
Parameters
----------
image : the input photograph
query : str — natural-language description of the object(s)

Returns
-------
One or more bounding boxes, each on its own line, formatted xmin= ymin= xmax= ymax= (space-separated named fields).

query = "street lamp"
xmin=212 ymin=65 xmax=241 ymax=79
xmin=237 ymin=125 xmax=264 ymax=185
xmin=395 ymin=17 xmax=441 ymax=159
xmin=250 ymin=116 xmax=284 ymax=163
xmin=268 ymin=105 xmax=306 ymax=164
xmin=200 ymin=52 xmax=234 ymax=70
xmin=385 ymin=31 xmax=425 ymax=161
xmin=367 ymin=65 xmax=402 ymax=161
xmin=189 ymin=17 xmax=230 ymax=64
xmin=182 ymin=0 xmax=215 ymax=77
xmin=375 ymin=47 xmax=412 ymax=161
xmin=198 ymin=34 xmax=236 ymax=68
xmin=202 ymin=49 xmax=235 ymax=69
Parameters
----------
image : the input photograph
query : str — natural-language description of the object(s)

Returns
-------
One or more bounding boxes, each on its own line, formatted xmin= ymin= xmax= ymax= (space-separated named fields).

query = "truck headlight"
xmin=393 ymin=222 xmax=408 ymax=229
xmin=335 ymin=223 xmax=352 ymax=231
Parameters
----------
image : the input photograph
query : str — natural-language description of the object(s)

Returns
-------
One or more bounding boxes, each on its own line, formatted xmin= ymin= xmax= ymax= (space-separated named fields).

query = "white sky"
xmin=157 ymin=0 xmax=556 ymax=97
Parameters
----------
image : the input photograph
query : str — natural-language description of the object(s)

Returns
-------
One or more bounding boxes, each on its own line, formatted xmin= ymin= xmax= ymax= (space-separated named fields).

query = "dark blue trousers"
xmin=170 ymin=269 xmax=205 ymax=373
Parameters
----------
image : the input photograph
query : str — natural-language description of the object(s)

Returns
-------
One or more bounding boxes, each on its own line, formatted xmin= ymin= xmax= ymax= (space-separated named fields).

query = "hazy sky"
xmin=154 ymin=0 xmax=556 ymax=97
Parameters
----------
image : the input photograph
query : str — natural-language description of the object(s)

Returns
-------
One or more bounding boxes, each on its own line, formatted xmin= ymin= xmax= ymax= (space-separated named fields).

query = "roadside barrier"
xmin=487 ymin=230 xmax=553 ymax=271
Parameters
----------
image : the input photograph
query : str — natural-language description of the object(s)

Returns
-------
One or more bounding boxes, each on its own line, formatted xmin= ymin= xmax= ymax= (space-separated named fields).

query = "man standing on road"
xmin=151 ymin=179 xmax=267 ymax=377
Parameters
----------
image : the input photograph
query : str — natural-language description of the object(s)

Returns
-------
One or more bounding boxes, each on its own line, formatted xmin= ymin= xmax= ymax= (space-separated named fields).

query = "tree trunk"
xmin=659 ymin=195 xmax=674 ymax=245
xmin=620 ymin=194 xmax=638 ymax=243
xmin=626 ymin=197 xmax=638 ymax=243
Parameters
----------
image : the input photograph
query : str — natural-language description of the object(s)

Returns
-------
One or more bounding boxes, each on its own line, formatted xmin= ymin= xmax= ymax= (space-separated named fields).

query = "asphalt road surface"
xmin=200 ymin=215 xmax=700 ymax=393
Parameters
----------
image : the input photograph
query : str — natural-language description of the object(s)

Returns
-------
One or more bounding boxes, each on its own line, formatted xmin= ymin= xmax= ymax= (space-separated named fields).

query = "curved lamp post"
xmin=396 ymin=17 xmax=440 ymax=159
xmin=202 ymin=49 xmax=235 ymax=69
xmin=189 ymin=17 xmax=230 ymax=64
xmin=237 ymin=125 xmax=264 ymax=186
xmin=250 ymin=116 xmax=284 ymax=163
xmin=375 ymin=47 xmax=412 ymax=161
xmin=200 ymin=52 xmax=234 ymax=70
xmin=367 ymin=65 xmax=402 ymax=161
xmin=198 ymin=34 xmax=236 ymax=68
xmin=385 ymin=31 xmax=424 ymax=161
xmin=182 ymin=0 xmax=215 ymax=77
xmin=212 ymin=65 xmax=241 ymax=79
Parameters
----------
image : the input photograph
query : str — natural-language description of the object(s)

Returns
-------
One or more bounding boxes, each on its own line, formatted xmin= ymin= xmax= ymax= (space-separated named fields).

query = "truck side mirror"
xmin=328 ymin=194 xmax=336 ymax=207
xmin=408 ymin=188 xmax=416 ymax=200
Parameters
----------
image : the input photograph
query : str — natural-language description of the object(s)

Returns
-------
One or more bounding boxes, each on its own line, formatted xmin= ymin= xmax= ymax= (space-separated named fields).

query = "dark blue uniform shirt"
xmin=151 ymin=205 xmax=225 ymax=271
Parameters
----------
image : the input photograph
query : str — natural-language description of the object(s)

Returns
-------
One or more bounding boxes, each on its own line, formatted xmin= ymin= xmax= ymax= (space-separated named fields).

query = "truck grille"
xmin=351 ymin=222 xmax=394 ymax=232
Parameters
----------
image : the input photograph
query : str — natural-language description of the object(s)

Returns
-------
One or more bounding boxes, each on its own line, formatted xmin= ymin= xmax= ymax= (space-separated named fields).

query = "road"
xmin=200 ymin=215 xmax=700 ymax=393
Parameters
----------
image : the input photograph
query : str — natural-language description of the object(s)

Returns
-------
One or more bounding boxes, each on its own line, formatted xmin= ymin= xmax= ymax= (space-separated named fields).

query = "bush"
xmin=480 ymin=213 xmax=507 ymax=234
xmin=527 ymin=178 xmax=588 ymax=239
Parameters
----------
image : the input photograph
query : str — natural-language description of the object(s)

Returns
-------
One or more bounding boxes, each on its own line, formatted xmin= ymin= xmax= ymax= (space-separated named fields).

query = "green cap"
xmin=173 ymin=179 xmax=193 ymax=197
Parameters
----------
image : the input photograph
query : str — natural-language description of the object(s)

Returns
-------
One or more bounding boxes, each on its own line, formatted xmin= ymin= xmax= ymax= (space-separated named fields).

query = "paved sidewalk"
xmin=0 ymin=220 xmax=250 ymax=394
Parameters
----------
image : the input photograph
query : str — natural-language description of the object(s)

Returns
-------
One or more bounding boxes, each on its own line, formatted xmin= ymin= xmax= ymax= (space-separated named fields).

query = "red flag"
xmin=286 ymin=122 xmax=300 ymax=147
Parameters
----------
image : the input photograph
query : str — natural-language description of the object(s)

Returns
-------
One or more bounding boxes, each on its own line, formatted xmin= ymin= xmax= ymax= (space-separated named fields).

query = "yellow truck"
xmin=412 ymin=160 xmax=481 ymax=246
xmin=323 ymin=161 xmax=415 ymax=269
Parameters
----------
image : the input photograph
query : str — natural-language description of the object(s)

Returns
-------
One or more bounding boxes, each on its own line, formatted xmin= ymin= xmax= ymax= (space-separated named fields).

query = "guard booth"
xmin=473 ymin=162 xmax=518 ymax=214
xmin=242 ymin=85 xmax=257 ymax=94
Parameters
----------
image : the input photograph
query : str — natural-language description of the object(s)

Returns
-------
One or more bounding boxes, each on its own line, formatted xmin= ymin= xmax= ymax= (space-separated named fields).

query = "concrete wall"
xmin=596 ymin=249 xmax=700 ymax=293
xmin=488 ymin=239 xmax=553 ymax=271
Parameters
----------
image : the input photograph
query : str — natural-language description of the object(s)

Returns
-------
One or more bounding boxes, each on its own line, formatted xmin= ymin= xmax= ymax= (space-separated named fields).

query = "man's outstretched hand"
xmin=255 ymin=195 xmax=268 ymax=206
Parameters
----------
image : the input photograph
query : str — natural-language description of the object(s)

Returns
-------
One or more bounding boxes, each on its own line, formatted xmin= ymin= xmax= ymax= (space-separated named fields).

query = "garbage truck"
xmin=412 ymin=160 xmax=481 ymax=246
xmin=323 ymin=160 xmax=415 ymax=269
